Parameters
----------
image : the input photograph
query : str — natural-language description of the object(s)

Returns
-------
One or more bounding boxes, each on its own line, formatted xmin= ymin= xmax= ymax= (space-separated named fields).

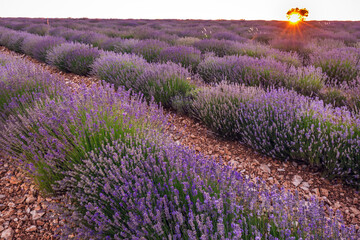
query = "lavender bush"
xmin=0 ymin=53 xmax=66 ymax=122
xmin=47 ymin=42 xmax=101 ymax=75
xmin=197 ymin=55 xmax=288 ymax=87
xmin=57 ymin=134 xmax=359 ymax=239
xmin=175 ymin=37 xmax=201 ymax=46
xmin=0 ymin=28 xmax=32 ymax=53
xmin=101 ymin=38 xmax=139 ymax=53
xmin=133 ymin=39 xmax=169 ymax=62
xmin=91 ymin=52 xmax=149 ymax=89
xmin=212 ymin=31 xmax=247 ymax=42
xmin=286 ymin=65 xmax=326 ymax=96
xmin=25 ymin=24 xmax=50 ymax=36
xmin=0 ymin=82 xmax=166 ymax=193
xmin=159 ymin=46 xmax=202 ymax=71
xmin=313 ymin=47 xmax=360 ymax=84
xmin=191 ymin=83 xmax=360 ymax=186
xmin=134 ymin=62 xmax=194 ymax=107
xmin=68 ymin=31 xmax=108 ymax=47
xmin=194 ymin=39 xmax=238 ymax=57
xmin=22 ymin=35 xmax=66 ymax=62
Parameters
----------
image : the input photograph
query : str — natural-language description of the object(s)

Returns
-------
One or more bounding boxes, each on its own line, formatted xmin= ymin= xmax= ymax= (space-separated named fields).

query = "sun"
xmin=286 ymin=8 xmax=309 ymax=24
xmin=288 ymin=13 xmax=302 ymax=24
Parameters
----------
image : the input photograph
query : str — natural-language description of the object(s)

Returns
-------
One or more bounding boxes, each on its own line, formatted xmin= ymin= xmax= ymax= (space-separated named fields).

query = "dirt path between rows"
xmin=0 ymin=46 xmax=359 ymax=239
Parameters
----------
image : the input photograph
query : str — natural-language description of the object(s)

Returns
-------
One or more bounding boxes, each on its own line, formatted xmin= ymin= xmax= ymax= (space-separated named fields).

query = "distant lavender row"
xmin=1 ymin=24 xmax=358 ymax=92
xmin=1 ymin=18 xmax=358 ymax=47
xmin=198 ymin=55 xmax=325 ymax=96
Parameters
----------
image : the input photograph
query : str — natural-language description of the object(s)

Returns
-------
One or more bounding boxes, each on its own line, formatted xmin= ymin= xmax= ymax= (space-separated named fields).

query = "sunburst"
xmin=288 ymin=13 xmax=302 ymax=24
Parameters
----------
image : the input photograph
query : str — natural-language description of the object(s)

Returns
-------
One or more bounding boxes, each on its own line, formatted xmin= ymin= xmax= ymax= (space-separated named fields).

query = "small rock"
xmin=353 ymin=198 xmax=358 ymax=205
xmin=277 ymin=168 xmax=285 ymax=172
xmin=320 ymin=188 xmax=329 ymax=197
xmin=36 ymin=220 xmax=45 ymax=226
xmin=1 ymin=227 xmax=14 ymax=240
xmin=3 ymin=208 xmax=15 ymax=218
xmin=0 ymin=194 xmax=5 ymax=199
xmin=312 ymin=188 xmax=320 ymax=197
xmin=322 ymin=197 xmax=332 ymax=206
xmin=30 ymin=210 xmax=45 ymax=220
xmin=260 ymin=164 xmax=271 ymax=174
xmin=292 ymin=175 xmax=303 ymax=187
xmin=300 ymin=181 xmax=310 ymax=191
xmin=25 ymin=225 xmax=37 ymax=232
xmin=26 ymin=195 xmax=36 ymax=204
xmin=334 ymin=201 xmax=341 ymax=209
xmin=7 ymin=202 xmax=15 ymax=208
xmin=9 ymin=176 xmax=21 ymax=184
xmin=350 ymin=207 xmax=360 ymax=215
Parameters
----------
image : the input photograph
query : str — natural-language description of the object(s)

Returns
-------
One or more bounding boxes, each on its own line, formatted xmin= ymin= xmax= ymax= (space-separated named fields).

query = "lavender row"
xmin=190 ymin=82 xmax=360 ymax=187
xmin=0 ymin=52 xmax=167 ymax=193
xmin=58 ymin=133 xmax=359 ymax=239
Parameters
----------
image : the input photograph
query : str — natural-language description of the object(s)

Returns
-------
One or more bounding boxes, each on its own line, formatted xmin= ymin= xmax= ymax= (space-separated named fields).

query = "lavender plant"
xmin=25 ymin=24 xmax=50 ymax=36
xmin=22 ymin=35 xmax=66 ymax=62
xmin=159 ymin=46 xmax=202 ymax=71
xmin=101 ymin=38 xmax=139 ymax=53
xmin=193 ymin=39 xmax=238 ymax=57
xmin=57 ymin=134 xmax=359 ymax=239
xmin=47 ymin=42 xmax=101 ymax=75
xmin=197 ymin=55 xmax=288 ymax=87
xmin=0 ymin=82 xmax=166 ymax=193
xmin=0 ymin=28 xmax=32 ymax=53
xmin=0 ymin=53 xmax=67 ymax=122
xmin=313 ymin=47 xmax=360 ymax=84
xmin=133 ymin=39 xmax=169 ymax=62
xmin=134 ymin=62 xmax=195 ymax=107
xmin=191 ymin=83 xmax=360 ymax=187
xmin=91 ymin=52 xmax=149 ymax=89
xmin=175 ymin=37 xmax=201 ymax=46
xmin=286 ymin=65 xmax=326 ymax=96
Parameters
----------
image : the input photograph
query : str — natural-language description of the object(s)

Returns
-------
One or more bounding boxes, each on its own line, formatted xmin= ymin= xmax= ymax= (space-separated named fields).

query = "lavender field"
xmin=0 ymin=18 xmax=360 ymax=239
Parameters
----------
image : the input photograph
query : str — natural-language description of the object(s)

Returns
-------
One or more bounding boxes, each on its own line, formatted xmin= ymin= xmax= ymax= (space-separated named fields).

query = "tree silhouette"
xmin=286 ymin=8 xmax=309 ymax=21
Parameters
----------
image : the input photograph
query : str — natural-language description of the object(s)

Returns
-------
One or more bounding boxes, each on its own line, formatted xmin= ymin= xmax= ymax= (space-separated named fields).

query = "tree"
xmin=286 ymin=8 xmax=309 ymax=21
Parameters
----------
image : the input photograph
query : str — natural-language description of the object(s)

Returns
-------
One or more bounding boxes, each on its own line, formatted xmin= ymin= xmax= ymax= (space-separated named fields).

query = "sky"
xmin=0 ymin=0 xmax=359 ymax=21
